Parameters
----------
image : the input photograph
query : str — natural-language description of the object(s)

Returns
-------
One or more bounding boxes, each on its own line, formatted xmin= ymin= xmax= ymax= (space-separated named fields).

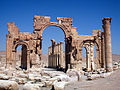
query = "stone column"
xmin=90 ymin=42 xmax=95 ymax=71
xmin=51 ymin=39 xmax=56 ymax=67
xmin=58 ymin=43 xmax=61 ymax=67
xmin=12 ymin=51 xmax=16 ymax=69
xmin=86 ymin=44 xmax=91 ymax=72
xmin=101 ymin=32 xmax=106 ymax=68
xmin=102 ymin=17 xmax=112 ymax=72
xmin=96 ymin=49 xmax=100 ymax=69
xmin=48 ymin=46 xmax=51 ymax=67
xmin=78 ymin=48 xmax=82 ymax=70
xmin=60 ymin=42 xmax=63 ymax=67
xmin=27 ymin=50 xmax=30 ymax=70
xmin=55 ymin=45 xmax=57 ymax=67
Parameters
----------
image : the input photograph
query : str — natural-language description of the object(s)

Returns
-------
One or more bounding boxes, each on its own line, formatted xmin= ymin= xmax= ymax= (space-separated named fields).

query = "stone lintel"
xmin=57 ymin=17 xmax=73 ymax=25
xmin=57 ymin=17 xmax=72 ymax=21
xmin=34 ymin=16 xmax=50 ymax=20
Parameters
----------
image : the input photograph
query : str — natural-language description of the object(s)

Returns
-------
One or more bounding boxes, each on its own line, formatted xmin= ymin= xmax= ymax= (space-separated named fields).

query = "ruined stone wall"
xmin=70 ymin=29 xmax=109 ymax=71
xmin=6 ymin=16 xmax=113 ymax=72
xmin=6 ymin=23 xmax=41 ymax=69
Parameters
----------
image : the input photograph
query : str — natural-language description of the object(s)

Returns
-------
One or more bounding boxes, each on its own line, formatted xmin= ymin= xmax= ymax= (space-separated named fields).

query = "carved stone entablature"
xmin=34 ymin=16 xmax=50 ymax=30
xmin=33 ymin=16 xmax=78 ymax=39
xmin=57 ymin=17 xmax=72 ymax=25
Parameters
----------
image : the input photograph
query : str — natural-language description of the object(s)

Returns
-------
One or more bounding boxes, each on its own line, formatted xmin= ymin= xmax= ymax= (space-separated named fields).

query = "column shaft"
xmin=102 ymin=17 xmax=112 ymax=72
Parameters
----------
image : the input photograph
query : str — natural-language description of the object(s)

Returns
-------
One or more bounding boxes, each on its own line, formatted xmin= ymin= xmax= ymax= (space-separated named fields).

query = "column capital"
xmin=60 ymin=41 xmax=63 ymax=44
xmin=102 ymin=17 xmax=112 ymax=25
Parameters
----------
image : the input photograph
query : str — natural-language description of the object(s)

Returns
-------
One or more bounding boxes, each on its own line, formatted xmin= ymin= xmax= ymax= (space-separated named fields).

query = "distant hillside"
xmin=112 ymin=54 xmax=120 ymax=62
xmin=41 ymin=54 xmax=48 ymax=61
xmin=0 ymin=51 xmax=6 ymax=55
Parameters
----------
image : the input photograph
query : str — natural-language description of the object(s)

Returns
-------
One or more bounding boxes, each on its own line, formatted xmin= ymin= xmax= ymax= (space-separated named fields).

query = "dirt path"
xmin=65 ymin=69 xmax=120 ymax=90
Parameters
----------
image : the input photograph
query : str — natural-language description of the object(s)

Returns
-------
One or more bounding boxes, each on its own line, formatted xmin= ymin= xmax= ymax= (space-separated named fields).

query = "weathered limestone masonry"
xmin=6 ymin=16 xmax=113 ymax=72
xmin=6 ymin=22 xmax=41 ymax=70
xmin=102 ymin=17 xmax=113 ymax=72
xmin=48 ymin=40 xmax=64 ymax=68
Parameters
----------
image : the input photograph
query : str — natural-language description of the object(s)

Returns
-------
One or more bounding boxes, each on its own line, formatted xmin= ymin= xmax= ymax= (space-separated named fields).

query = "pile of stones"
xmin=83 ymin=68 xmax=112 ymax=80
xmin=0 ymin=67 xmax=83 ymax=90
xmin=0 ymin=61 xmax=119 ymax=90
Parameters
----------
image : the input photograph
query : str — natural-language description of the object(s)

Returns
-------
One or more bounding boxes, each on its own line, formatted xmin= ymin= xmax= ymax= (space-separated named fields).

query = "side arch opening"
xmin=15 ymin=44 xmax=27 ymax=70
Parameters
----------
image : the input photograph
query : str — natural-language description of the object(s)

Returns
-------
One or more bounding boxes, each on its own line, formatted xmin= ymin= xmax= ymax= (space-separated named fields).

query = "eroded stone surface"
xmin=0 ymin=80 xmax=19 ymax=90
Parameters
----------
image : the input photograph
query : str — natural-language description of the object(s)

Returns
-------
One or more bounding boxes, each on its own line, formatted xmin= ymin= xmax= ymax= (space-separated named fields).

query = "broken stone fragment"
xmin=28 ymin=74 xmax=35 ymax=81
xmin=53 ymin=81 xmax=69 ymax=90
xmin=100 ymin=72 xmax=112 ymax=78
xmin=114 ymin=62 xmax=118 ymax=65
xmin=0 ymin=74 xmax=10 ymax=80
xmin=23 ymin=83 xmax=40 ymax=90
xmin=0 ymin=80 xmax=19 ymax=90
xmin=113 ymin=65 xmax=119 ymax=70
xmin=87 ymin=74 xmax=100 ymax=80
xmin=66 ymin=69 xmax=82 ymax=81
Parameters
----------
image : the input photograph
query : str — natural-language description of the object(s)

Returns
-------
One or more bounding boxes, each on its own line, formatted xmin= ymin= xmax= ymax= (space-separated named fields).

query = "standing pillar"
xmin=51 ymin=39 xmax=56 ymax=67
xmin=60 ymin=42 xmax=63 ymax=67
xmin=57 ymin=43 xmax=60 ymax=67
xmin=48 ymin=46 xmax=51 ymax=67
xmin=27 ymin=50 xmax=30 ymax=70
xmin=101 ymin=32 xmax=106 ymax=68
xmin=102 ymin=17 xmax=112 ymax=72
xmin=55 ymin=45 xmax=57 ymax=67
xmin=12 ymin=51 xmax=16 ymax=69
xmin=86 ymin=44 xmax=91 ymax=72
xmin=90 ymin=42 xmax=95 ymax=71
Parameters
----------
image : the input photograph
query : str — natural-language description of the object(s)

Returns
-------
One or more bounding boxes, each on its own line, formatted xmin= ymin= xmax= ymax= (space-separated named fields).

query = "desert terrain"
xmin=65 ymin=69 xmax=120 ymax=90
xmin=0 ymin=51 xmax=120 ymax=90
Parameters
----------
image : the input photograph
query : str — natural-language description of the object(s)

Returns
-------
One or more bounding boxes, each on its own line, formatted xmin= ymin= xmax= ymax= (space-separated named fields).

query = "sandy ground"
xmin=65 ymin=69 xmax=120 ymax=90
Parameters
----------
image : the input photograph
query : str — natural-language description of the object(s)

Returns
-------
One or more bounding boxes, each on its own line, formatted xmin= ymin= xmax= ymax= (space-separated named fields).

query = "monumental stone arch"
xmin=33 ymin=16 xmax=78 ymax=71
xmin=12 ymin=41 xmax=30 ymax=70
xmin=79 ymin=39 xmax=101 ymax=71
xmin=6 ymin=16 xmax=113 ymax=72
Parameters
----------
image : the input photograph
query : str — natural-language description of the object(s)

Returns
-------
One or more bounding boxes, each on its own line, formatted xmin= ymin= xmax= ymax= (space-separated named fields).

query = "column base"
xmin=86 ymin=68 xmax=91 ymax=72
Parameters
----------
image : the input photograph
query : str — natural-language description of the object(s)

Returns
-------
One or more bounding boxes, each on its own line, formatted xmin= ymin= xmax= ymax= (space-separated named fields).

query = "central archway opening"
xmin=15 ymin=44 xmax=27 ymax=70
xmin=41 ymin=26 xmax=65 ymax=71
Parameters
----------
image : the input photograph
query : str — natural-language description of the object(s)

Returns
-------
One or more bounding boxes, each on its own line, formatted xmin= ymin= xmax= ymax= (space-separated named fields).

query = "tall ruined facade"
xmin=6 ymin=16 xmax=113 ymax=72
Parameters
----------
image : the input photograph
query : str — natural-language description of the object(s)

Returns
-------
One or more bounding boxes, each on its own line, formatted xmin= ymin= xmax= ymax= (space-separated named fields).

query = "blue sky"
xmin=0 ymin=0 xmax=120 ymax=54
